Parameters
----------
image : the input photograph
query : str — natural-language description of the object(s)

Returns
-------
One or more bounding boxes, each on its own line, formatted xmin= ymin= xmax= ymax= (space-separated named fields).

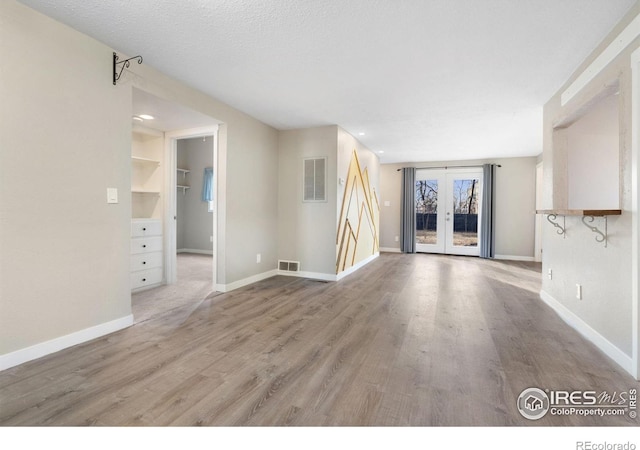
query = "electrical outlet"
xmin=576 ymin=284 xmax=582 ymax=300
xmin=256 ymin=253 xmax=261 ymax=264
xmin=395 ymin=236 xmax=399 ymax=242
xmin=548 ymin=269 xmax=552 ymax=280
xmin=210 ymin=236 xmax=213 ymax=243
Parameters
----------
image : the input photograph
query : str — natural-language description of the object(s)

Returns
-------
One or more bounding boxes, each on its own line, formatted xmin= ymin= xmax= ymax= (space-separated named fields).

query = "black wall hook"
xmin=113 ymin=52 xmax=143 ymax=85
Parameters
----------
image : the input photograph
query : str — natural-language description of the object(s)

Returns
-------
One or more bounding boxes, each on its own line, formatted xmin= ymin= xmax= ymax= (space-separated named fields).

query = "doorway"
xmin=174 ymin=136 xmax=215 ymax=284
xmin=415 ymin=168 xmax=483 ymax=256
xmin=164 ymin=126 xmax=219 ymax=290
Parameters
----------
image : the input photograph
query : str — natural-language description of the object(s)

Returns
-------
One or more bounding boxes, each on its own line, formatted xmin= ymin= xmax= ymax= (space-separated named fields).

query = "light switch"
xmin=107 ymin=188 xmax=118 ymax=204
xmin=384 ymin=201 xmax=391 ymax=207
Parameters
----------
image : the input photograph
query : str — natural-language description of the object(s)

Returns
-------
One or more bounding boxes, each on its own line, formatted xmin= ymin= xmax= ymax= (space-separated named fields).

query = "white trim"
xmin=216 ymin=253 xmax=380 ymax=292
xmin=539 ymin=290 xmax=633 ymax=376
xmin=562 ymin=12 xmax=640 ymax=106
xmin=380 ymin=247 xmax=401 ymax=253
xmin=277 ymin=270 xmax=337 ymax=282
xmin=0 ymin=315 xmax=134 ymax=372
xmin=216 ymin=269 xmax=278 ymax=293
xmin=336 ymin=252 xmax=379 ymax=281
xmin=494 ymin=254 xmax=536 ymax=262
xmin=631 ymin=47 xmax=640 ymax=379
xmin=177 ymin=248 xmax=214 ymax=255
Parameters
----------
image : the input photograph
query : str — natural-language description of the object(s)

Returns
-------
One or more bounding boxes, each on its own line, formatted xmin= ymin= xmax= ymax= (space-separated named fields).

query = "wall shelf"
xmin=132 ymin=156 xmax=160 ymax=165
xmin=536 ymin=209 xmax=621 ymax=247
xmin=177 ymin=185 xmax=190 ymax=195
xmin=535 ymin=209 xmax=621 ymax=217
xmin=132 ymin=190 xmax=160 ymax=195
xmin=177 ymin=168 xmax=190 ymax=179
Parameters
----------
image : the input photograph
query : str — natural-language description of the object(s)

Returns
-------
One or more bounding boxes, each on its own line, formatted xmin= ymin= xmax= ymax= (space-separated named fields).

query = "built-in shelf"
xmin=536 ymin=209 xmax=621 ymax=247
xmin=132 ymin=190 xmax=160 ymax=195
xmin=177 ymin=185 xmax=190 ymax=195
xmin=131 ymin=156 xmax=160 ymax=165
xmin=177 ymin=168 xmax=190 ymax=179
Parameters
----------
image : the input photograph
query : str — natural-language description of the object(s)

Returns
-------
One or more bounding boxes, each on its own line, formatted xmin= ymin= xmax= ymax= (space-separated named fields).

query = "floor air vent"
xmin=278 ymin=260 xmax=300 ymax=272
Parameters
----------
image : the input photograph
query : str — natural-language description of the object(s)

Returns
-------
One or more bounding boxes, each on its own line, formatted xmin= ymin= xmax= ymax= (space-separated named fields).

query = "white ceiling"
xmin=18 ymin=0 xmax=636 ymax=163
xmin=133 ymin=88 xmax=220 ymax=132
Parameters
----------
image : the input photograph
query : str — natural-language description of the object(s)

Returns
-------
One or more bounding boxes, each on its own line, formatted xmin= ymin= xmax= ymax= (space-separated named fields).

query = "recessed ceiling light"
xmin=138 ymin=114 xmax=154 ymax=120
xmin=132 ymin=116 xmax=144 ymax=122
xmin=359 ymin=132 xmax=365 ymax=136
xmin=378 ymin=151 xmax=384 ymax=154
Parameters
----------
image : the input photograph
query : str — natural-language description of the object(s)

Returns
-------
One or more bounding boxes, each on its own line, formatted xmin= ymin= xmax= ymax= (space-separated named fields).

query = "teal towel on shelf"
xmin=202 ymin=167 xmax=213 ymax=202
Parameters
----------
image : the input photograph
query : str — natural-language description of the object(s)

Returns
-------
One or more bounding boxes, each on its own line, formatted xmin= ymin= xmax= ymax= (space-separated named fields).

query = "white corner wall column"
xmin=630 ymin=47 xmax=640 ymax=380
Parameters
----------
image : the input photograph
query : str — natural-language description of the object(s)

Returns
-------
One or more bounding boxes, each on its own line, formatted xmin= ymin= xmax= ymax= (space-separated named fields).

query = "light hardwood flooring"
xmin=1 ymin=253 xmax=638 ymax=426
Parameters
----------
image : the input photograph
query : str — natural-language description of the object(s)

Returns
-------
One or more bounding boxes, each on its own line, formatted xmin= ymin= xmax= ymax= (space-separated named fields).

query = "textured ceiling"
xmin=18 ymin=0 xmax=636 ymax=163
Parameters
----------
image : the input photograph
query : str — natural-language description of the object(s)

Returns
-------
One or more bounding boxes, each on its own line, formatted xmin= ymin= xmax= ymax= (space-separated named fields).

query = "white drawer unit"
xmin=131 ymin=268 xmax=163 ymax=290
xmin=131 ymin=219 xmax=163 ymax=237
xmin=131 ymin=252 xmax=163 ymax=272
xmin=130 ymin=236 xmax=163 ymax=254
xmin=131 ymin=218 xmax=163 ymax=291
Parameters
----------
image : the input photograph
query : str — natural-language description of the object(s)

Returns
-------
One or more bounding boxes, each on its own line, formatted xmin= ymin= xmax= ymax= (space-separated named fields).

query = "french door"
xmin=415 ymin=169 xmax=483 ymax=256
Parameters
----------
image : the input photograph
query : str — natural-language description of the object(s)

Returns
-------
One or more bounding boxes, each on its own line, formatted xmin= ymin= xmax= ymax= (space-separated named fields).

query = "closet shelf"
xmin=177 ymin=168 xmax=190 ymax=180
xmin=536 ymin=209 xmax=621 ymax=247
xmin=132 ymin=156 xmax=160 ymax=165
xmin=177 ymin=185 xmax=190 ymax=195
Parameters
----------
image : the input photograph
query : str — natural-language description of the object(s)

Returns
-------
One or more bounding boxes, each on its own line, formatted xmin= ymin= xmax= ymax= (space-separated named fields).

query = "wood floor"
xmin=1 ymin=253 xmax=638 ymax=426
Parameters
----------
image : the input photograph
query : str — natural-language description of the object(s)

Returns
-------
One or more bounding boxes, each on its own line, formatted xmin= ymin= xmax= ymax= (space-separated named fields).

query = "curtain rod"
xmin=396 ymin=164 xmax=501 ymax=171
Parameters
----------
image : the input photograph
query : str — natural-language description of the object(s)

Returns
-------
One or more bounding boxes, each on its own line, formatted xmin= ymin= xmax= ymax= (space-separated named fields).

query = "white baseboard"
xmin=177 ymin=248 xmax=213 ymax=255
xmin=380 ymin=247 xmax=401 ymax=253
xmin=277 ymin=270 xmax=337 ymax=281
xmin=216 ymin=254 xmax=380 ymax=292
xmin=539 ymin=290 xmax=633 ymax=376
xmin=0 ymin=314 xmax=134 ymax=372
xmin=495 ymin=254 xmax=535 ymax=262
xmin=336 ymin=252 xmax=379 ymax=281
xmin=216 ymin=269 xmax=278 ymax=293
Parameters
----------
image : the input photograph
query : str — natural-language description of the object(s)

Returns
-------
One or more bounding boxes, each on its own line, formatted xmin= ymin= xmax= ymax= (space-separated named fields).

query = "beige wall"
xmin=336 ymin=127 xmax=380 ymax=273
xmin=541 ymin=3 xmax=640 ymax=359
xmin=278 ymin=126 xmax=338 ymax=275
xmin=566 ymin=93 xmax=620 ymax=209
xmin=277 ymin=126 xmax=380 ymax=276
xmin=0 ymin=0 xmax=132 ymax=354
xmin=0 ymin=0 xmax=279 ymax=359
xmin=379 ymin=157 xmax=537 ymax=259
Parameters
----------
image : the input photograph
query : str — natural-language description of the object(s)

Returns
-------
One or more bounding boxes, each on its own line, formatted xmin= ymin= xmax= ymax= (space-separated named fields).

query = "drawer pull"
xmin=142 ymin=227 xmax=146 ymax=231
xmin=142 ymin=278 xmax=146 ymax=282
xmin=142 ymin=261 xmax=146 ymax=265
xmin=142 ymin=245 xmax=146 ymax=248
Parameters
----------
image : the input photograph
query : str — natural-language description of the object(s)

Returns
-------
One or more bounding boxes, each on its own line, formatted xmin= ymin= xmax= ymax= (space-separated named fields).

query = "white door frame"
xmin=415 ymin=168 xmax=483 ymax=256
xmin=630 ymin=47 xmax=640 ymax=380
xmin=164 ymin=125 xmax=219 ymax=290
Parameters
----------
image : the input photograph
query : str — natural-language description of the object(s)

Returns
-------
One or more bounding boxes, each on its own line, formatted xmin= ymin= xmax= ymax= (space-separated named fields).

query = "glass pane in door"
xmin=452 ymin=178 xmax=480 ymax=247
xmin=416 ymin=180 xmax=438 ymax=245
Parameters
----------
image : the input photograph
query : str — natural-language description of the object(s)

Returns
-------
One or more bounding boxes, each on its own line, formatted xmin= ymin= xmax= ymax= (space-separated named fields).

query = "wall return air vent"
xmin=278 ymin=260 xmax=300 ymax=272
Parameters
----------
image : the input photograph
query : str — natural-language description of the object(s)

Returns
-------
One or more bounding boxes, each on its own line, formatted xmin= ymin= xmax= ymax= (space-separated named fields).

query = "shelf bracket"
xmin=113 ymin=52 xmax=143 ymax=85
xmin=581 ymin=216 xmax=607 ymax=247
xmin=546 ymin=214 xmax=566 ymax=237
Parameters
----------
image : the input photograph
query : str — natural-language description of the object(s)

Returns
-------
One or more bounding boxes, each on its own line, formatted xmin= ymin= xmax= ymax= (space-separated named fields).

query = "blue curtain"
xmin=202 ymin=167 xmax=213 ymax=202
xmin=480 ymin=164 xmax=496 ymax=258
xmin=401 ymin=167 xmax=416 ymax=253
